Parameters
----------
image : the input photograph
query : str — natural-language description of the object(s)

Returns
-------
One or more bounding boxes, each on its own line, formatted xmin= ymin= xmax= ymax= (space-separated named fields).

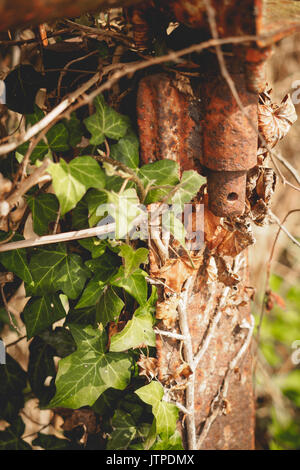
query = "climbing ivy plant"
xmin=0 ymin=95 xmax=204 ymax=450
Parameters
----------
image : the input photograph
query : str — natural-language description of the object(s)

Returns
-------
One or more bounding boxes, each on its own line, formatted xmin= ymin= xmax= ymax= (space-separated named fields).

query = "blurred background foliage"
xmin=252 ymin=33 xmax=300 ymax=450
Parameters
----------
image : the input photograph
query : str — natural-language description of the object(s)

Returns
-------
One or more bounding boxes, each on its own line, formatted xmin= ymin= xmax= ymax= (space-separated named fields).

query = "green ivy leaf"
xmin=111 ymin=267 xmax=148 ymax=306
xmin=110 ymin=129 xmax=139 ymax=169
xmin=109 ymin=305 xmax=155 ymax=352
xmin=169 ymin=170 xmax=205 ymax=208
xmin=96 ymin=286 xmax=124 ymax=327
xmin=75 ymin=272 xmax=108 ymax=309
xmin=23 ymin=294 xmax=66 ymax=339
xmin=48 ymin=324 xmax=132 ymax=408
xmin=28 ymin=337 xmax=56 ymax=406
xmin=0 ymin=417 xmax=31 ymax=450
xmin=151 ymin=430 xmax=184 ymax=450
xmin=78 ymin=238 xmax=107 ymax=258
xmin=106 ymin=410 xmax=137 ymax=450
xmin=27 ymin=244 xmax=67 ymax=295
xmin=28 ymin=245 xmax=90 ymax=298
xmin=17 ymin=139 xmax=48 ymax=164
xmin=83 ymin=94 xmax=130 ymax=145
xmin=0 ymin=233 xmax=33 ymax=285
xmin=65 ymin=306 xmax=96 ymax=326
xmin=135 ymin=381 xmax=178 ymax=439
xmin=27 ymin=193 xmax=59 ymax=235
xmin=48 ymin=156 xmax=105 ymax=215
xmin=54 ymin=253 xmax=91 ymax=300
xmin=118 ymin=245 xmax=148 ymax=278
xmin=46 ymin=122 xmax=70 ymax=152
xmin=138 ymin=160 xmax=179 ymax=204
xmin=85 ymin=189 xmax=107 ymax=227
xmin=135 ymin=382 xmax=178 ymax=439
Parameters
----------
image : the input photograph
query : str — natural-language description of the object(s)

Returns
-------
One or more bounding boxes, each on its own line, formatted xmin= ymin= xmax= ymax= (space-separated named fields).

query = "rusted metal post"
xmin=137 ymin=72 xmax=255 ymax=449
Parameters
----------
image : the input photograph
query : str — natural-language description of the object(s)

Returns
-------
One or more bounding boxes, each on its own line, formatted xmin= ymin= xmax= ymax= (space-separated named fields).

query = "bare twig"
xmin=0 ymin=213 xmax=147 ymax=252
xmin=7 ymin=159 xmax=51 ymax=209
xmin=154 ymin=328 xmax=186 ymax=341
xmin=177 ymin=277 xmax=197 ymax=450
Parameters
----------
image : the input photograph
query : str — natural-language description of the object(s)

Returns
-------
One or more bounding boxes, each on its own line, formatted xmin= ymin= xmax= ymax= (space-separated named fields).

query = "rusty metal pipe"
xmin=201 ymin=70 xmax=258 ymax=217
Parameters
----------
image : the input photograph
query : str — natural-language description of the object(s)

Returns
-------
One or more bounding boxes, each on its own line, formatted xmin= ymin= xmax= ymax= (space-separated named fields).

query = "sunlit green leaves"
xmin=49 ymin=325 xmax=132 ymax=408
xmin=23 ymin=294 xmax=66 ymax=339
xmin=135 ymin=382 xmax=179 ymax=439
xmin=84 ymin=95 xmax=130 ymax=145
xmin=48 ymin=156 xmax=105 ymax=215
xmin=27 ymin=193 xmax=59 ymax=235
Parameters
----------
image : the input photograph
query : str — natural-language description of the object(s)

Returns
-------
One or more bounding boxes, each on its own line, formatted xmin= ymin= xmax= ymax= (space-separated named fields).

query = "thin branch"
xmin=154 ymin=328 xmax=186 ymax=341
xmin=6 ymin=159 xmax=51 ymax=209
xmin=273 ymin=153 xmax=300 ymax=186
xmin=0 ymin=213 xmax=146 ymax=252
xmin=269 ymin=210 xmax=300 ymax=249
xmin=177 ymin=277 xmax=197 ymax=450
